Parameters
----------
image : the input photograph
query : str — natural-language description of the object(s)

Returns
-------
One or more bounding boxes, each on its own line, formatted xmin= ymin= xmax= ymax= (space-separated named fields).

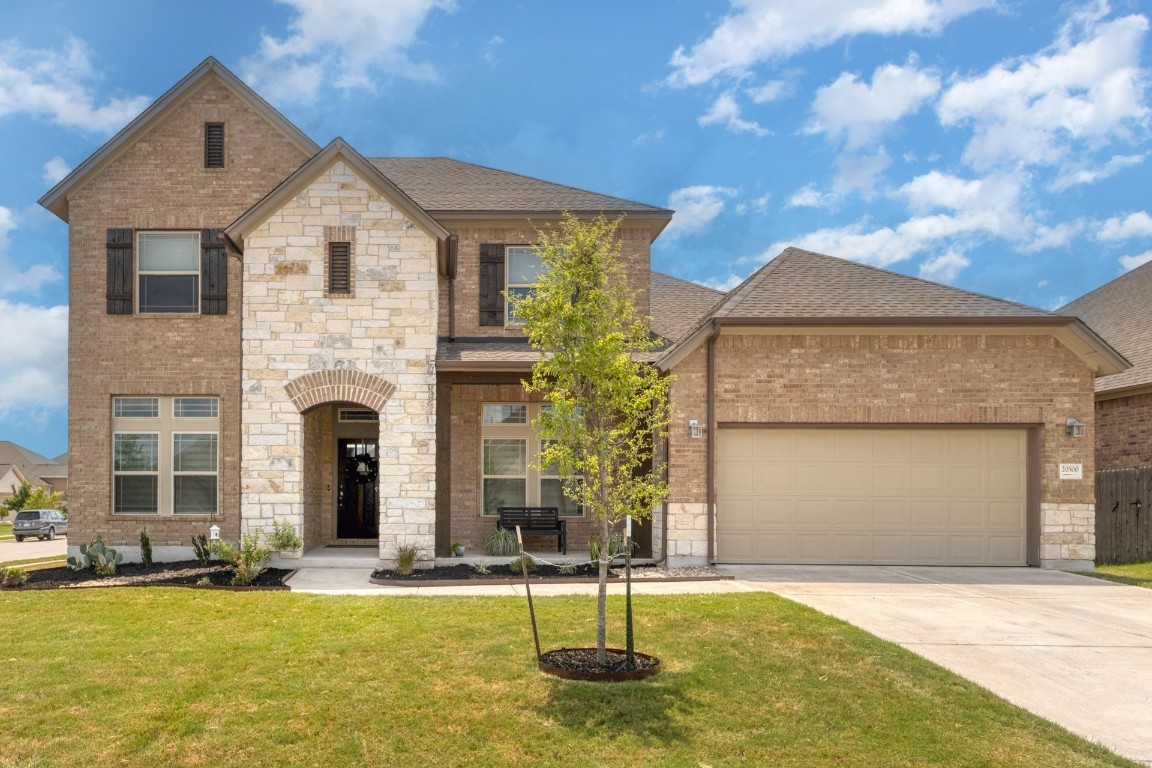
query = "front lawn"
xmin=0 ymin=590 xmax=1136 ymax=768
xmin=1090 ymin=561 xmax=1152 ymax=589
xmin=0 ymin=521 xmax=12 ymax=540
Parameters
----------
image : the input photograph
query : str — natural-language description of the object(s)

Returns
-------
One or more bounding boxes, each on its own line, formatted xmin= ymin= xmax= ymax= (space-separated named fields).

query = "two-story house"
xmin=42 ymin=58 xmax=1126 ymax=571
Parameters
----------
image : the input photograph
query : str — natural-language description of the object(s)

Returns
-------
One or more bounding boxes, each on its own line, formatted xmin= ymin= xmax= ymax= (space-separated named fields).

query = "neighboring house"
xmin=40 ymin=58 xmax=1124 ymax=571
xmin=1063 ymin=261 xmax=1152 ymax=470
xmin=0 ymin=442 xmax=69 ymax=506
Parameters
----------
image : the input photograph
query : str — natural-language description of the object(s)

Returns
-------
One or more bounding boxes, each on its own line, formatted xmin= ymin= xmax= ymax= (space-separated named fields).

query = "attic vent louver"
xmin=204 ymin=123 xmax=225 ymax=168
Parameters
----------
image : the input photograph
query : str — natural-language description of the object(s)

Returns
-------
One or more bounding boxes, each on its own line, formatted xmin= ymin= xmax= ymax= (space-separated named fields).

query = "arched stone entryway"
xmin=285 ymin=369 xmax=396 ymax=415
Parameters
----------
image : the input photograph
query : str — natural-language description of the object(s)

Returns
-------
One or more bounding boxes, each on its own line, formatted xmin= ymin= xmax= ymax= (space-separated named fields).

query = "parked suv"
xmin=12 ymin=509 xmax=68 ymax=542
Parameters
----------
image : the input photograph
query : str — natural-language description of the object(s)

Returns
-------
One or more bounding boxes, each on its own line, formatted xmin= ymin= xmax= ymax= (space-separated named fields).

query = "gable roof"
xmin=658 ymin=247 xmax=1128 ymax=375
xmin=226 ymin=138 xmax=450 ymax=250
xmin=649 ymin=271 xmax=725 ymax=343
xmin=0 ymin=441 xmax=67 ymax=485
xmin=370 ymin=157 xmax=673 ymax=223
xmin=1062 ymin=259 xmax=1152 ymax=395
xmin=39 ymin=57 xmax=320 ymax=222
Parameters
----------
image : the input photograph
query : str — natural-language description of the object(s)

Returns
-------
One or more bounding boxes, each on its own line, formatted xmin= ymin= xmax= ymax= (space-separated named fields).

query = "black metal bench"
xmin=497 ymin=506 xmax=567 ymax=554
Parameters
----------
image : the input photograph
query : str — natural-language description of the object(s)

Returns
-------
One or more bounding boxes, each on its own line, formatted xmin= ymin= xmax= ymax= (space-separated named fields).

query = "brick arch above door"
xmin=284 ymin=370 xmax=396 ymax=414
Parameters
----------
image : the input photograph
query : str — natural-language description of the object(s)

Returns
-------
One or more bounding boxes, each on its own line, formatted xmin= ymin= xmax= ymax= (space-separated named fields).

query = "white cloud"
xmin=808 ymin=61 xmax=941 ymax=147
xmin=786 ymin=185 xmax=830 ymax=208
xmin=703 ymin=274 xmax=747 ymax=292
xmin=0 ymin=206 xmax=63 ymax=296
xmin=897 ymin=170 xmax=983 ymax=213
xmin=1120 ymin=250 xmax=1152 ymax=271
xmin=41 ymin=156 xmax=70 ymax=186
xmin=0 ymin=300 xmax=67 ymax=413
xmin=833 ymin=152 xmax=890 ymax=198
xmin=240 ymin=0 xmax=456 ymax=103
xmin=1049 ymin=152 xmax=1146 ymax=191
xmin=1019 ymin=221 xmax=1084 ymax=253
xmin=937 ymin=10 xmax=1150 ymax=170
xmin=633 ymin=128 xmax=666 ymax=146
xmin=919 ymin=249 xmax=971 ymax=283
xmin=747 ymin=76 xmax=794 ymax=103
xmin=664 ymin=185 xmax=738 ymax=239
xmin=698 ymin=92 xmax=769 ymax=136
xmin=1098 ymin=211 xmax=1152 ymax=241
xmin=667 ymin=0 xmax=994 ymax=87
xmin=0 ymin=38 xmax=149 ymax=133
xmin=484 ymin=35 xmax=504 ymax=65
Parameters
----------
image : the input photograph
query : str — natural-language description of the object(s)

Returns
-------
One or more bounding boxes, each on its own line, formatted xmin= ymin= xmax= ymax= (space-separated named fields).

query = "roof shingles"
xmin=1062 ymin=260 xmax=1152 ymax=394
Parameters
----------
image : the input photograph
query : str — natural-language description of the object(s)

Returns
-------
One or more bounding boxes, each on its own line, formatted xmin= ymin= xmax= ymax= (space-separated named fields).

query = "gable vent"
xmin=204 ymin=123 xmax=225 ymax=168
xmin=328 ymin=241 xmax=351 ymax=294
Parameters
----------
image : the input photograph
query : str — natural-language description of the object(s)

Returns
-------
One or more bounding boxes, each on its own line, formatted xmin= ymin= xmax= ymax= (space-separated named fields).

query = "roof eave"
xmin=226 ymin=138 xmax=450 ymax=250
xmin=38 ymin=57 xmax=319 ymax=222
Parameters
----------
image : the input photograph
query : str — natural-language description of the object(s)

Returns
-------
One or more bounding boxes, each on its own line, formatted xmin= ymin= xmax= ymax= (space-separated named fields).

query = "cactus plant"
xmin=68 ymin=537 xmax=123 ymax=575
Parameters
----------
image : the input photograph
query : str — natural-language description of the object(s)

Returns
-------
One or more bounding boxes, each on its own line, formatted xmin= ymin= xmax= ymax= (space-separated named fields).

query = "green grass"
xmin=1089 ymin=561 xmax=1152 ymax=589
xmin=0 ymin=521 xmax=12 ymax=541
xmin=0 ymin=556 xmax=67 ymax=570
xmin=0 ymin=590 xmax=1137 ymax=768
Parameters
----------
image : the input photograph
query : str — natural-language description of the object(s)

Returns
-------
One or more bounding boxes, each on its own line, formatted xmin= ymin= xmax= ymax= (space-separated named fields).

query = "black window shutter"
xmin=204 ymin=123 xmax=225 ymax=168
xmin=329 ymin=242 xmax=351 ymax=294
xmin=479 ymin=243 xmax=505 ymax=326
xmin=106 ymin=228 xmax=133 ymax=314
xmin=200 ymin=228 xmax=228 ymax=314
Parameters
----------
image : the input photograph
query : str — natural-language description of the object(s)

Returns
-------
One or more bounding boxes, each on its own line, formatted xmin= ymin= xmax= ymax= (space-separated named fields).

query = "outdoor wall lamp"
xmin=688 ymin=419 xmax=702 ymax=439
xmin=1065 ymin=418 xmax=1086 ymax=437
xmin=208 ymin=523 xmax=221 ymax=541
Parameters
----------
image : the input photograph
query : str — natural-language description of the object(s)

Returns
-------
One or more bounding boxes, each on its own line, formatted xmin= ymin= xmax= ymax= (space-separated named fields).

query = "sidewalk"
xmin=284 ymin=567 xmax=751 ymax=596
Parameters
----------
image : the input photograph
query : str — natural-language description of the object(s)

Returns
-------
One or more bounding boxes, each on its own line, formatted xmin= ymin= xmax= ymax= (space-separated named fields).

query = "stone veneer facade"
xmin=665 ymin=331 xmax=1098 ymax=570
xmin=240 ymin=160 xmax=438 ymax=566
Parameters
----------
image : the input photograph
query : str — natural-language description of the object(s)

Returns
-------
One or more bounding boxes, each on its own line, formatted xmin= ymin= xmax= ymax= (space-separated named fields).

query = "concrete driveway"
xmin=0 ymin=535 xmax=68 ymax=564
xmin=716 ymin=565 xmax=1152 ymax=766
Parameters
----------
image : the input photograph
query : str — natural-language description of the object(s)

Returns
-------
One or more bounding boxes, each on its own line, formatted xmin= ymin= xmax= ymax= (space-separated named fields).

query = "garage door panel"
xmin=718 ymin=427 xmax=1028 ymax=565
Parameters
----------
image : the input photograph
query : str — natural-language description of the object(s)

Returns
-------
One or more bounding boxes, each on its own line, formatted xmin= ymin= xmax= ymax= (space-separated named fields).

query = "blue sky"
xmin=0 ymin=0 xmax=1149 ymax=458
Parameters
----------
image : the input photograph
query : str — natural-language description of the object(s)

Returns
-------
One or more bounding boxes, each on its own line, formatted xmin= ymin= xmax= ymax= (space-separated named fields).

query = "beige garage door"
xmin=717 ymin=428 xmax=1028 ymax=565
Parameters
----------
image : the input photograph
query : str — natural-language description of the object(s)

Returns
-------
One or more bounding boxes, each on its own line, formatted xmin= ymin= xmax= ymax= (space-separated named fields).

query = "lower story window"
xmin=111 ymin=396 xmax=219 ymax=515
xmin=481 ymin=403 xmax=582 ymax=517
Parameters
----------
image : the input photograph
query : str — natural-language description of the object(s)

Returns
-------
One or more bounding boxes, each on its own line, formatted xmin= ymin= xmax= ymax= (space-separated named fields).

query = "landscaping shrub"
xmin=394 ymin=544 xmax=419 ymax=576
xmin=484 ymin=528 xmax=518 ymax=556
xmin=139 ymin=528 xmax=153 ymax=567
xmin=269 ymin=520 xmax=302 ymax=551
xmin=209 ymin=535 xmax=270 ymax=586
xmin=1 ymin=566 xmax=27 ymax=588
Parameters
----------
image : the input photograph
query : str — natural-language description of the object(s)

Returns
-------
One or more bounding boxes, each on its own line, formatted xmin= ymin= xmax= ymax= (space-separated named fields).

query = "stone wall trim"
xmin=285 ymin=370 xmax=397 ymax=414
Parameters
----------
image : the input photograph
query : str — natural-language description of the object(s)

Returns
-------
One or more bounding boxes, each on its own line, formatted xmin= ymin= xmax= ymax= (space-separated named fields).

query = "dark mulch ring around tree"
xmin=538 ymin=647 xmax=661 ymax=682
xmin=370 ymin=562 xmax=725 ymax=585
xmin=9 ymin=561 xmax=293 ymax=590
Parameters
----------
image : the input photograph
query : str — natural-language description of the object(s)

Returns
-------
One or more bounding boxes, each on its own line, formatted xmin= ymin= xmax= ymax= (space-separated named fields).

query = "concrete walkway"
xmin=714 ymin=565 xmax=1152 ymax=767
xmin=285 ymin=564 xmax=1152 ymax=764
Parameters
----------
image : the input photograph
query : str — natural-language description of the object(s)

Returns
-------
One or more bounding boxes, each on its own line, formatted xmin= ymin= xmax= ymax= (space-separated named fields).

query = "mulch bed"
xmin=370 ymin=562 xmax=725 ymax=584
xmin=6 ymin=560 xmax=293 ymax=590
xmin=538 ymin=647 xmax=661 ymax=681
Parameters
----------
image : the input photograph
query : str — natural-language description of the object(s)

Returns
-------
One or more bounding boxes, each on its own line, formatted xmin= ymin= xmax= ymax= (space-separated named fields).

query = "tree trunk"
xmin=596 ymin=508 xmax=610 ymax=665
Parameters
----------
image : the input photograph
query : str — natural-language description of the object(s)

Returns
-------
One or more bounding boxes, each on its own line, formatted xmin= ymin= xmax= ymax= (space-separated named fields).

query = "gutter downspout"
xmin=705 ymin=320 xmax=721 ymax=565
xmin=446 ymin=234 xmax=458 ymax=341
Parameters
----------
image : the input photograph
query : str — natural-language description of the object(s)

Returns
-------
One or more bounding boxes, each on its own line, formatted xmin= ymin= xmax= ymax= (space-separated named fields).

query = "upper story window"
xmin=505 ymin=246 xmax=545 ymax=326
xmin=138 ymin=232 xmax=200 ymax=314
xmin=204 ymin=123 xmax=225 ymax=168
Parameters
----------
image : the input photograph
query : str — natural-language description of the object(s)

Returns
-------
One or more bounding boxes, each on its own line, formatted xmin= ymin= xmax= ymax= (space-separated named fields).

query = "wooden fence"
xmin=1095 ymin=467 xmax=1152 ymax=564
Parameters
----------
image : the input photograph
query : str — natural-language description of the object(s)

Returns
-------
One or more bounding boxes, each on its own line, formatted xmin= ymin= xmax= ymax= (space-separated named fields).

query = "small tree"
xmin=2 ymin=481 xmax=66 ymax=519
xmin=515 ymin=214 xmax=671 ymax=665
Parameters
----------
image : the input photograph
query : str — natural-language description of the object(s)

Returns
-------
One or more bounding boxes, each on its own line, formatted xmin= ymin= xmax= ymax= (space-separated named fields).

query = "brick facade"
xmin=438 ymin=224 xmax=652 ymax=338
xmin=666 ymin=331 xmax=1098 ymax=569
xmin=65 ymin=76 xmax=311 ymax=551
xmin=1095 ymin=391 xmax=1152 ymax=469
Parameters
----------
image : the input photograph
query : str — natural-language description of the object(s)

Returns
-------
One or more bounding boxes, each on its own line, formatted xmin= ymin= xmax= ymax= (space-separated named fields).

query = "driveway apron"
xmin=717 ymin=565 xmax=1152 ymax=766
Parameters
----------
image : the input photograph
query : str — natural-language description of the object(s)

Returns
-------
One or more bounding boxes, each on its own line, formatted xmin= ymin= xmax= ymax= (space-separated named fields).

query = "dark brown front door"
xmin=337 ymin=438 xmax=379 ymax=539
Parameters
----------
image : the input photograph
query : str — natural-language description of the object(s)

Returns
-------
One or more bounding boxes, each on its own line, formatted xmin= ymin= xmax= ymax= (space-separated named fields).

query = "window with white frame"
xmin=111 ymin=396 xmax=219 ymax=515
xmin=481 ymin=403 xmax=582 ymax=516
xmin=505 ymin=246 xmax=545 ymax=326
xmin=137 ymin=232 xmax=200 ymax=314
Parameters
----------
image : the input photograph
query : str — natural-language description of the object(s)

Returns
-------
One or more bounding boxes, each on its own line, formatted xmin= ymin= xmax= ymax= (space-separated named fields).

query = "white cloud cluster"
xmin=240 ymin=0 xmax=456 ymax=103
xmin=42 ymin=156 xmax=70 ymax=187
xmin=666 ymin=0 xmax=993 ymax=87
xmin=1049 ymin=153 xmax=1146 ymax=191
xmin=1120 ymin=251 xmax=1152 ymax=271
xmin=698 ymin=92 xmax=768 ymax=136
xmin=809 ymin=62 xmax=940 ymax=147
xmin=664 ymin=185 xmax=738 ymax=239
xmin=937 ymin=11 xmax=1149 ymax=170
xmin=919 ymin=249 xmax=971 ymax=283
xmin=0 ymin=38 xmax=149 ymax=133
xmin=0 ymin=206 xmax=61 ymax=296
xmin=1098 ymin=211 xmax=1152 ymax=241
xmin=0 ymin=300 xmax=67 ymax=413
